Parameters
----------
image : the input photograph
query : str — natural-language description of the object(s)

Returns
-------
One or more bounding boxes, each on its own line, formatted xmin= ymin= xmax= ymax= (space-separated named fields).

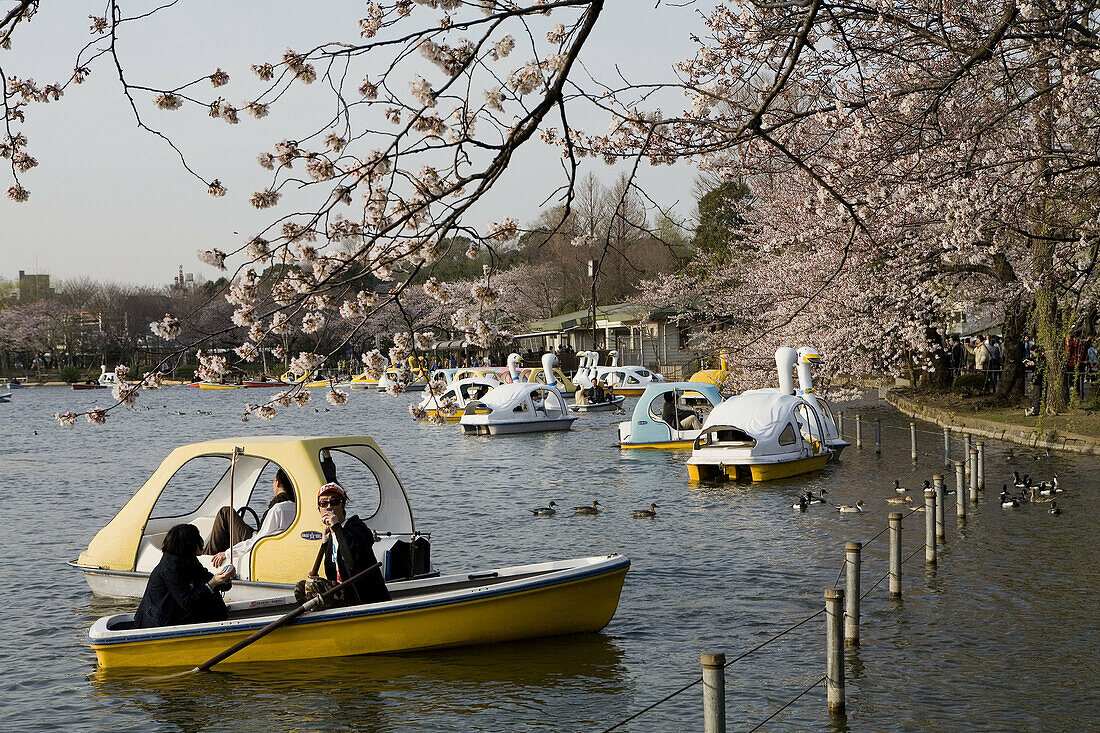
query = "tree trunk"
xmin=994 ymin=294 xmax=1027 ymax=404
xmin=1033 ymin=272 xmax=1068 ymax=415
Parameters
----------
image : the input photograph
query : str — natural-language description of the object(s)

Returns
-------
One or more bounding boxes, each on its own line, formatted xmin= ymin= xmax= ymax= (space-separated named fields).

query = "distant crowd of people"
xmin=948 ymin=333 xmax=1098 ymax=408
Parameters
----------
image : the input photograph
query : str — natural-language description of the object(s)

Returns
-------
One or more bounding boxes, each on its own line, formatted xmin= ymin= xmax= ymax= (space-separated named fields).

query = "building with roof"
xmin=517 ymin=302 xmax=697 ymax=378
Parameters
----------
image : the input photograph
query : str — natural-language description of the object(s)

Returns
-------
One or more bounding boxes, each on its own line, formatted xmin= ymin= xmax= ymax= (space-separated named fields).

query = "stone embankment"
xmin=886 ymin=391 xmax=1100 ymax=456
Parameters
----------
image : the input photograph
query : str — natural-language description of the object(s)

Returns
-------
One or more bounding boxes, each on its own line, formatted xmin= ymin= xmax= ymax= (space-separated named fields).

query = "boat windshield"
xmin=316 ymin=448 xmax=382 ymax=518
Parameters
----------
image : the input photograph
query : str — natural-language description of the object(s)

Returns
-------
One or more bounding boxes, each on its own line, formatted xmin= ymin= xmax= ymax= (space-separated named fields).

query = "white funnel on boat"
xmin=775 ymin=347 xmax=797 ymax=396
xmin=541 ymin=353 xmax=558 ymax=387
xmin=608 ymin=350 xmax=619 ymax=367
xmin=796 ymin=347 xmax=822 ymax=394
xmin=507 ymin=352 xmax=521 ymax=382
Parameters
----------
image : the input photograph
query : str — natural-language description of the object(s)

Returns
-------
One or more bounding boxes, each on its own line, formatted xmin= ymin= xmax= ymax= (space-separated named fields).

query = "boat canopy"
xmin=700 ymin=390 xmax=807 ymax=445
xmin=621 ymin=382 xmax=723 ymax=445
xmin=77 ymin=436 xmax=416 ymax=585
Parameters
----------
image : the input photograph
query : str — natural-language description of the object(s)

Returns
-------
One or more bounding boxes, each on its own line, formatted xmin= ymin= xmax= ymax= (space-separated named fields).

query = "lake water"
xmin=0 ymin=385 xmax=1096 ymax=732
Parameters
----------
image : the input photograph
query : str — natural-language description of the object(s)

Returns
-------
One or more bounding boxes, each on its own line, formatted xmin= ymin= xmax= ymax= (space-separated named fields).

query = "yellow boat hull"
xmin=619 ymin=440 xmax=695 ymax=450
xmin=424 ymin=407 xmax=487 ymax=423
xmin=687 ymin=454 xmax=828 ymax=482
xmin=198 ymin=383 xmax=245 ymax=390
xmin=91 ymin=559 xmax=628 ymax=668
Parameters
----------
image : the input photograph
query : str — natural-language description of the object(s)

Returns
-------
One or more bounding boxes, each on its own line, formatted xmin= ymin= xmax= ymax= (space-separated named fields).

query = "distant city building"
xmin=17 ymin=270 xmax=54 ymax=300
xmin=172 ymin=265 xmax=195 ymax=291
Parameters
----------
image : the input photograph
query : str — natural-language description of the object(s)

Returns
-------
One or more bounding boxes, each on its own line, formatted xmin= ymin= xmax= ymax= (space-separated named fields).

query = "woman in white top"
xmin=206 ymin=468 xmax=297 ymax=580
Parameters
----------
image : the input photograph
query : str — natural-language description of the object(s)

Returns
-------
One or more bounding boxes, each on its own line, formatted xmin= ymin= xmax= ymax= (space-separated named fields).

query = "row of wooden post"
xmin=701 ymin=474 xmax=980 ymax=729
xmin=842 ymin=414 xmax=987 ymax=493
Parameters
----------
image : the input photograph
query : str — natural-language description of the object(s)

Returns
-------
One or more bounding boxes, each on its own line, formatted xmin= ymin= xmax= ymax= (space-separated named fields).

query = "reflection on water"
xmin=2 ymin=389 xmax=1098 ymax=731
xmin=90 ymin=636 xmax=627 ymax=732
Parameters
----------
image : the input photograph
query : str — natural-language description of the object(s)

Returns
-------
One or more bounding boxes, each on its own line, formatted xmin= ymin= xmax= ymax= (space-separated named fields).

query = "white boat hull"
xmin=569 ymin=396 xmax=626 ymax=413
xmin=461 ymin=418 xmax=576 ymax=435
xmin=70 ymin=561 xmax=437 ymax=603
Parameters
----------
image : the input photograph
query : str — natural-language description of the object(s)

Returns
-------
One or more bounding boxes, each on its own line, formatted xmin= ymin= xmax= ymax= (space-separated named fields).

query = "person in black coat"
xmin=317 ymin=482 xmax=391 ymax=606
xmin=135 ymin=523 xmax=234 ymax=628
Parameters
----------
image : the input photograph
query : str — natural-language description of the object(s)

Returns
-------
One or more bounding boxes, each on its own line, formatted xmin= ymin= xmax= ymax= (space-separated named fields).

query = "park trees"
xmin=6 ymin=1 xmax=1099 ymax=421
xmin=616 ymin=1 xmax=1100 ymax=411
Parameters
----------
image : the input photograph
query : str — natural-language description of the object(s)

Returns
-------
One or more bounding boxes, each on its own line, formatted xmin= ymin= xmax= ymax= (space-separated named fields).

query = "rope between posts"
xmin=834 ymin=503 xmax=925 ymax=587
xmin=744 ymin=676 xmax=827 ymax=733
xmin=597 ymin=608 xmax=826 ymax=733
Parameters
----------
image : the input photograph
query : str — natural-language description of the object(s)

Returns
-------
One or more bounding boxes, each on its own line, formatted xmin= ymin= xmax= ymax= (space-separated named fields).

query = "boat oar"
xmin=190 ymin=559 xmax=381 ymax=674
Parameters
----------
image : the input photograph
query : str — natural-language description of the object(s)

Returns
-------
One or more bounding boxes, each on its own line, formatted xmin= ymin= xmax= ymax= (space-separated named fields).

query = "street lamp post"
xmin=588 ymin=258 xmax=597 ymax=351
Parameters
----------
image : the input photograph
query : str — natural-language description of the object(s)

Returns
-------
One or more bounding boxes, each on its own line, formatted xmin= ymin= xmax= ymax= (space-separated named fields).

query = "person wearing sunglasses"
xmin=315 ymin=482 xmax=391 ymax=606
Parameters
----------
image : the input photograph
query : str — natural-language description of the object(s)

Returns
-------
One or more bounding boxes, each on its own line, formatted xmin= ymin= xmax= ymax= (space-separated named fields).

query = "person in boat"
xmin=204 ymin=468 xmax=297 ymax=577
xmin=202 ymin=468 xmax=296 ymax=558
xmin=662 ymin=391 xmax=701 ymax=430
xmin=316 ymin=482 xmax=391 ymax=606
xmin=134 ymin=523 xmax=234 ymax=628
xmin=575 ymin=386 xmax=589 ymax=406
xmin=591 ymin=381 xmax=606 ymax=403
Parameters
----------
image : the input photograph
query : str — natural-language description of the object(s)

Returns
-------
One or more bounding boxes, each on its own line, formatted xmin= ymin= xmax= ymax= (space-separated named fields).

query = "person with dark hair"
xmin=207 ymin=468 xmax=298 ymax=579
xmin=662 ymin=391 xmax=701 ymax=430
xmin=314 ymin=482 xmax=390 ymax=606
xmin=204 ymin=467 xmax=296 ymax=557
xmin=135 ymin=523 xmax=233 ymax=628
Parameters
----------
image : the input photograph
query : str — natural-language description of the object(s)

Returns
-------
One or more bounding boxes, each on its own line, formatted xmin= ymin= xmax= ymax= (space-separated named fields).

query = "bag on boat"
xmin=294 ymin=574 xmax=339 ymax=606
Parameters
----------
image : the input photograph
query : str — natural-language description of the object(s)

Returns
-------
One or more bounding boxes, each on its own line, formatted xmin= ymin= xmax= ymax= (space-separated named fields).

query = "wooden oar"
xmin=190 ymin=558 xmax=381 ymax=673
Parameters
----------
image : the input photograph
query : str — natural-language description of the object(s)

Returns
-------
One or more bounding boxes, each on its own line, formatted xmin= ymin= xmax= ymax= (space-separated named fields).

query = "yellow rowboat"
xmin=88 ymin=554 xmax=629 ymax=668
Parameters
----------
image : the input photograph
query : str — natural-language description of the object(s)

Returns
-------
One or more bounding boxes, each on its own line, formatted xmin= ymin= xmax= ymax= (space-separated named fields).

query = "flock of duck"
xmin=999 ymin=472 xmax=1064 ymax=513
xmin=792 ymin=489 xmax=865 ymax=513
xmin=791 ymin=472 xmax=1067 ymax=516
xmin=530 ymin=500 xmax=659 ymax=519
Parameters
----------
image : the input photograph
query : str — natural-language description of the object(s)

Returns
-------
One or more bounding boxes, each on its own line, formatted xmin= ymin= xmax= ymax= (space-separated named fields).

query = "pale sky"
xmin=1 ymin=1 xmax=706 ymax=288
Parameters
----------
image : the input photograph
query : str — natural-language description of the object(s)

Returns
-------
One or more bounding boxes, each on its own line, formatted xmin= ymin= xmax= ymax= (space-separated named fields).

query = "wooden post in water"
xmin=889 ymin=513 xmax=903 ymax=596
xmin=825 ymin=589 xmax=845 ymax=715
xmin=837 ymin=411 xmax=844 ymax=435
xmin=845 ymin=542 xmax=861 ymax=647
xmin=955 ymin=461 xmax=967 ymax=519
xmin=855 ymin=414 xmax=863 ymax=449
xmin=701 ymin=651 xmax=726 ymax=733
xmin=955 ymin=461 xmax=966 ymax=506
xmin=976 ymin=441 xmax=985 ymax=490
xmin=933 ymin=474 xmax=946 ymax=544
xmin=875 ymin=419 xmax=882 ymax=454
xmin=943 ymin=427 xmax=951 ymax=466
xmin=969 ymin=448 xmax=979 ymax=497
xmin=964 ymin=433 xmax=973 ymax=477
xmin=910 ymin=422 xmax=917 ymax=463
xmin=924 ymin=489 xmax=936 ymax=565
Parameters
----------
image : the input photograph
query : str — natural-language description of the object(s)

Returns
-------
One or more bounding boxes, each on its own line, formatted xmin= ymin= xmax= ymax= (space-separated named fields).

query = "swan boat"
xmin=618 ymin=382 xmax=723 ymax=449
xmin=685 ymin=347 xmax=846 ymax=481
xmin=416 ymin=376 xmax=499 ymax=423
xmin=72 ymin=365 xmax=125 ymax=390
xmin=518 ymin=351 xmax=578 ymax=393
xmin=88 ymin=553 xmax=629 ymax=669
xmin=689 ymin=355 xmax=734 ymax=392
xmin=593 ymin=351 xmax=665 ymax=397
xmin=0 ymin=392 xmax=10 ymax=403
xmin=71 ymin=436 xmax=435 ymax=602
xmin=459 ymin=380 xmax=577 ymax=435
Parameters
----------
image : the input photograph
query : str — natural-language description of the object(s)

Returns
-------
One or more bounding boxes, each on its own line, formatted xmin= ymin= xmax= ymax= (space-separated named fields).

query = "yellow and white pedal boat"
xmin=71 ymin=436 xmax=434 ymax=602
xmin=416 ymin=376 xmax=498 ymax=423
xmin=88 ymin=553 xmax=629 ymax=668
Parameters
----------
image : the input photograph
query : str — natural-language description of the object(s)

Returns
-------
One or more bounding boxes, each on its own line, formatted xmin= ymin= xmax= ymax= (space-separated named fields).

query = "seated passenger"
xmin=661 ymin=392 xmax=701 ymax=430
xmin=203 ymin=468 xmax=297 ymax=554
xmin=135 ymin=523 xmax=233 ymax=628
xmin=316 ymin=482 xmax=390 ymax=606
xmin=575 ymin=387 xmax=589 ymax=406
xmin=202 ymin=469 xmax=297 ymax=579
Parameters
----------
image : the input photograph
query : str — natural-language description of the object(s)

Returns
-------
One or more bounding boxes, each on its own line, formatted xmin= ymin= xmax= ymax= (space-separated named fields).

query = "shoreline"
xmin=885 ymin=390 xmax=1100 ymax=456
